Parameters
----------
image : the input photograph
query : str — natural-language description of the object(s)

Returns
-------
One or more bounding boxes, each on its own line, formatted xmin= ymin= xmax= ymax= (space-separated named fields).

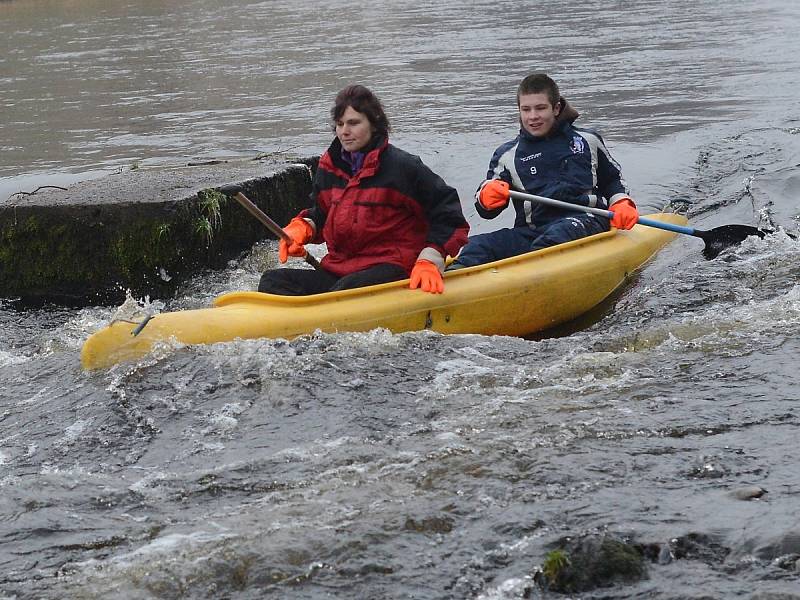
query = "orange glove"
xmin=409 ymin=259 xmax=444 ymax=294
xmin=610 ymin=198 xmax=639 ymax=230
xmin=478 ymin=179 xmax=510 ymax=210
xmin=278 ymin=217 xmax=313 ymax=263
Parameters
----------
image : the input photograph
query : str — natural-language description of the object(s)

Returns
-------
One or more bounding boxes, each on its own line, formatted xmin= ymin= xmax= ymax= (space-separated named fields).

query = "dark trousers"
xmin=258 ymin=263 xmax=408 ymax=296
xmin=452 ymin=214 xmax=609 ymax=268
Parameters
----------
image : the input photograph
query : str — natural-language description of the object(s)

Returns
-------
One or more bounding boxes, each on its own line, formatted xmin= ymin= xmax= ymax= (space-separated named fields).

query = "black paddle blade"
xmin=698 ymin=224 xmax=769 ymax=259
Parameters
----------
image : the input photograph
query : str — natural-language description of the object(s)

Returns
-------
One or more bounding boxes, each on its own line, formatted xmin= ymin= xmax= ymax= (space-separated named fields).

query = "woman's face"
xmin=335 ymin=106 xmax=374 ymax=152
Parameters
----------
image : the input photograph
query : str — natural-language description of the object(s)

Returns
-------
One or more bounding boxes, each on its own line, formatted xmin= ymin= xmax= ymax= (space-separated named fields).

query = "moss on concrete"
xmin=0 ymin=161 xmax=314 ymax=305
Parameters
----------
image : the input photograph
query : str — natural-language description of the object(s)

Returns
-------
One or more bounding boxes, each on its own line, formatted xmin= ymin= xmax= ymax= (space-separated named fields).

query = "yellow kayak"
xmin=81 ymin=213 xmax=686 ymax=370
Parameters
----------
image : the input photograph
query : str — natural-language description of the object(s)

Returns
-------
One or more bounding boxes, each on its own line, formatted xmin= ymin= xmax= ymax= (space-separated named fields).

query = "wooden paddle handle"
xmin=232 ymin=192 xmax=323 ymax=270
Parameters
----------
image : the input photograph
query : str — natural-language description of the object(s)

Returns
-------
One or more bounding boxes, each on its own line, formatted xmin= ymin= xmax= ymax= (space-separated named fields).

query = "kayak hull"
xmin=81 ymin=213 xmax=686 ymax=370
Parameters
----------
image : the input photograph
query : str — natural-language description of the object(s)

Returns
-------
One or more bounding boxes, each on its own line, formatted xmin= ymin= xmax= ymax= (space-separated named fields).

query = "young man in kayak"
xmin=258 ymin=85 xmax=469 ymax=295
xmin=448 ymin=73 xmax=639 ymax=269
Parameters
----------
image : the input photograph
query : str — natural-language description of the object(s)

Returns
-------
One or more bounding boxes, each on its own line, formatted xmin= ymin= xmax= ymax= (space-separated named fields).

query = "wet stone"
xmin=670 ymin=532 xmax=731 ymax=564
xmin=637 ymin=541 xmax=673 ymax=565
xmin=535 ymin=535 xmax=648 ymax=593
xmin=771 ymin=553 xmax=800 ymax=570
xmin=755 ymin=531 xmax=800 ymax=562
xmin=729 ymin=485 xmax=768 ymax=501
xmin=404 ymin=515 xmax=454 ymax=534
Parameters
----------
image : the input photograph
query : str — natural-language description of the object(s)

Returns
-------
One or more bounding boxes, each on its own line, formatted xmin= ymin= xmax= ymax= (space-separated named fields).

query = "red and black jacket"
xmin=299 ymin=136 xmax=469 ymax=277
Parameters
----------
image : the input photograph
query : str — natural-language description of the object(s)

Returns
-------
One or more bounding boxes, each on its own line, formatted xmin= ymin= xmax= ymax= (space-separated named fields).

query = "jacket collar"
xmin=324 ymin=135 xmax=388 ymax=178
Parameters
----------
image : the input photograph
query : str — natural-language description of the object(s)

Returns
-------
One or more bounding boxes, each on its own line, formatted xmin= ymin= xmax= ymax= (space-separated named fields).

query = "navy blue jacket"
xmin=476 ymin=108 xmax=629 ymax=228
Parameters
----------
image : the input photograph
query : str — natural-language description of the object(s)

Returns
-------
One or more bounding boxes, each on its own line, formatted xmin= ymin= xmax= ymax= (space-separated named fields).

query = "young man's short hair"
xmin=517 ymin=73 xmax=560 ymax=107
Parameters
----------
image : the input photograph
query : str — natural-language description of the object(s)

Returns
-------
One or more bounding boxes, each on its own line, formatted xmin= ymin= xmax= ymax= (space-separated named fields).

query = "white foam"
xmin=0 ymin=349 xmax=27 ymax=367
xmin=476 ymin=576 xmax=536 ymax=599
xmin=58 ymin=418 xmax=92 ymax=447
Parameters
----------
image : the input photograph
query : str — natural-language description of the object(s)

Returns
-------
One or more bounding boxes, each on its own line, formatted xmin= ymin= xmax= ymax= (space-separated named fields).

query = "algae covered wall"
xmin=0 ymin=162 xmax=314 ymax=305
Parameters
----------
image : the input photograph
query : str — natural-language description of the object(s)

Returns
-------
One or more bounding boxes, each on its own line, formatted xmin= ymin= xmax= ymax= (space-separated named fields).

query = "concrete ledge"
xmin=0 ymin=157 xmax=316 ymax=306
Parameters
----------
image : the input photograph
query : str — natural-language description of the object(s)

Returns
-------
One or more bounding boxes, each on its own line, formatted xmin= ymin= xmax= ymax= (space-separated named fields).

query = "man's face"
xmin=518 ymin=92 xmax=560 ymax=137
xmin=335 ymin=106 xmax=375 ymax=152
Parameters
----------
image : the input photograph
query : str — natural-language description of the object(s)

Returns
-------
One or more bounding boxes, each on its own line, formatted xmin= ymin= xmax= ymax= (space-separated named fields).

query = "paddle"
xmin=508 ymin=190 xmax=768 ymax=259
xmin=218 ymin=185 xmax=322 ymax=270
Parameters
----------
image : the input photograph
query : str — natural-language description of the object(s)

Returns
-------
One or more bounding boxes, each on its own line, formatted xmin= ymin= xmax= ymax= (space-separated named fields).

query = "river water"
xmin=2 ymin=1 xmax=800 ymax=598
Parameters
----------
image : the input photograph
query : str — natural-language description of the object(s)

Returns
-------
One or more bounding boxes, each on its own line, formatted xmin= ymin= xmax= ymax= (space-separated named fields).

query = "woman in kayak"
xmin=448 ymin=72 xmax=639 ymax=269
xmin=258 ymin=85 xmax=469 ymax=295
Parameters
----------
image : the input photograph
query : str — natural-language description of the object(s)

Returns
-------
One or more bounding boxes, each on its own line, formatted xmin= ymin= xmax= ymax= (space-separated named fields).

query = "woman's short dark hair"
xmin=331 ymin=85 xmax=391 ymax=138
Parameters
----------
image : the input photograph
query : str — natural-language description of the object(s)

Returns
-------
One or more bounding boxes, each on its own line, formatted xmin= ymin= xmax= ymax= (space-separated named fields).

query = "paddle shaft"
xmin=232 ymin=191 xmax=322 ymax=270
xmin=508 ymin=190 xmax=699 ymax=237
